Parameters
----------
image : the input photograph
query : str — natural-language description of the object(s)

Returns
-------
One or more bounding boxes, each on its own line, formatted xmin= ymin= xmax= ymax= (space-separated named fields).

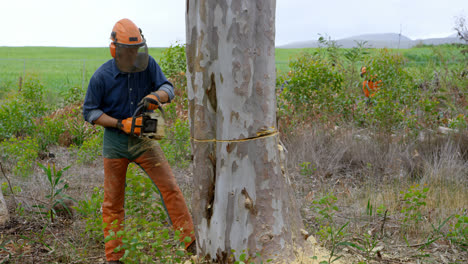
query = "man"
xmin=360 ymin=66 xmax=382 ymax=103
xmin=83 ymin=18 xmax=195 ymax=263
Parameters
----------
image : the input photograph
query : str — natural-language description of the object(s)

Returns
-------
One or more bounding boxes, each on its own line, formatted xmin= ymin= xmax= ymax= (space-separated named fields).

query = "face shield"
xmin=115 ymin=42 xmax=149 ymax=73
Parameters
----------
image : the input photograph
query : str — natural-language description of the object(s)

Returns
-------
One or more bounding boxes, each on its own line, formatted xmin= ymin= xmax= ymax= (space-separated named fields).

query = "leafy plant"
xmin=35 ymin=163 xmax=73 ymax=222
xmin=35 ymin=116 xmax=67 ymax=151
xmin=400 ymin=184 xmax=429 ymax=228
xmin=417 ymin=215 xmax=453 ymax=251
xmin=299 ymin=161 xmax=316 ymax=177
xmin=317 ymin=35 xmax=342 ymax=67
xmin=159 ymin=42 xmax=187 ymax=78
xmin=282 ymin=53 xmax=344 ymax=119
xmin=231 ymin=250 xmax=273 ymax=264
xmin=21 ymin=76 xmax=47 ymax=117
xmin=0 ymin=136 xmax=39 ymax=177
xmin=160 ymin=118 xmax=191 ymax=168
xmin=311 ymin=193 xmax=350 ymax=264
xmin=0 ymin=236 xmax=12 ymax=263
xmin=448 ymin=114 xmax=467 ymax=130
xmin=0 ymin=98 xmax=36 ymax=139
xmin=73 ymin=127 xmax=103 ymax=164
xmin=447 ymin=211 xmax=468 ymax=250
xmin=66 ymin=107 xmax=91 ymax=146
xmin=1 ymin=181 xmax=21 ymax=196
xmin=59 ymin=85 xmax=85 ymax=107
xmin=75 ymin=187 xmax=105 ymax=242
xmin=347 ymin=232 xmax=380 ymax=263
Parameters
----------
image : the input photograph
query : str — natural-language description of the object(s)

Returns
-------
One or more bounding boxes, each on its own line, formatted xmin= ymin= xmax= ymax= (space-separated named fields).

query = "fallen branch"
xmin=0 ymin=162 xmax=17 ymax=207
xmin=380 ymin=209 xmax=388 ymax=238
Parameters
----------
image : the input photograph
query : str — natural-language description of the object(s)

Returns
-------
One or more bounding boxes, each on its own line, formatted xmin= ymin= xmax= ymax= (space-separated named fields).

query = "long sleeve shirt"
xmin=83 ymin=55 xmax=174 ymax=129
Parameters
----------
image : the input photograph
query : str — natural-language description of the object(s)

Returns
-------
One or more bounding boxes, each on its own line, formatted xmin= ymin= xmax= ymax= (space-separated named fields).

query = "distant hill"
xmin=278 ymin=33 xmax=465 ymax=49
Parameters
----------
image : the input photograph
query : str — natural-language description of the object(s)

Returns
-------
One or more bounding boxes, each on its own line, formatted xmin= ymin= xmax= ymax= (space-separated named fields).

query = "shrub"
xmin=447 ymin=212 xmax=468 ymax=251
xmin=160 ymin=119 xmax=191 ymax=168
xmin=400 ymin=184 xmax=429 ymax=228
xmin=0 ymin=76 xmax=48 ymax=139
xmin=75 ymin=187 xmax=105 ymax=243
xmin=35 ymin=163 xmax=73 ymax=222
xmin=281 ymin=52 xmax=344 ymax=119
xmin=35 ymin=116 xmax=67 ymax=151
xmin=73 ymin=126 xmax=103 ymax=165
xmin=21 ymin=76 xmax=47 ymax=117
xmin=59 ymin=85 xmax=85 ymax=107
xmin=159 ymin=43 xmax=189 ymax=122
xmin=159 ymin=42 xmax=186 ymax=79
xmin=0 ymin=98 xmax=35 ymax=139
xmin=0 ymin=136 xmax=39 ymax=177
xmin=354 ymin=49 xmax=442 ymax=132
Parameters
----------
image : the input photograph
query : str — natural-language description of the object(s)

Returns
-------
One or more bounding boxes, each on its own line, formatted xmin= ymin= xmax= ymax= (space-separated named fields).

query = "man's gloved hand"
xmin=117 ymin=117 xmax=142 ymax=135
xmin=139 ymin=93 xmax=161 ymax=110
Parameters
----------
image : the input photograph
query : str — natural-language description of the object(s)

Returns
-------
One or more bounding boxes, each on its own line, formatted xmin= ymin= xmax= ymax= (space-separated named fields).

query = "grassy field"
xmin=0 ymin=45 xmax=465 ymax=97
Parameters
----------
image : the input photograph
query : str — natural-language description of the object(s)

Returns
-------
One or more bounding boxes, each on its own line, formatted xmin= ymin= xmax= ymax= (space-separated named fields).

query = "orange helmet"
xmin=109 ymin=18 xmax=149 ymax=73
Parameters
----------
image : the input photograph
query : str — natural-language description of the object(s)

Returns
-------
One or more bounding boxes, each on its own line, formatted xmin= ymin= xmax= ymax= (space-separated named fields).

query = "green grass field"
xmin=0 ymin=47 xmax=165 ymax=98
xmin=0 ymin=45 xmax=465 ymax=100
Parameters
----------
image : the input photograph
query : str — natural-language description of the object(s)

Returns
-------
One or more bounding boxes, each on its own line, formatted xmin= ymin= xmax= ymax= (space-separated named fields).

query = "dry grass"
xmin=284 ymin=124 xmax=468 ymax=262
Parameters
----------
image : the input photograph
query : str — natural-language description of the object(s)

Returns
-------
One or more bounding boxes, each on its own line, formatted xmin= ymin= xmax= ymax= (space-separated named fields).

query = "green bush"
xmin=353 ymin=49 xmax=442 ymax=132
xmin=447 ymin=212 xmax=468 ymax=251
xmin=160 ymin=119 xmax=191 ymax=168
xmin=73 ymin=127 xmax=103 ymax=165
xmin=75 ymin=187 xmax=105 ymax=243
xmin=35 ymin=116 xmax=67 ymax=151
xmin=0 ymin=136 xmax=39 ymax=177
xmin=63 ymin=105 xmax=96 ymax=146
xmin=159 ymin=42 xmax=186 ymax=78
xmin=21 ymin=76 xmax=47 ymax=116
xmin=400 ymin=184 xmax=429 ymax=228
xmin=159 ymin=43 xmax=189 ymax=123
xmin=281 ymin=52 xmax=344 ymax=119
xmin=59 ymin=85 xmax=85 ymax=107
xmin=0 ymin=98 xmax=35 ymax=139
xmin=0 ymin=76 xmax=48 ymax=139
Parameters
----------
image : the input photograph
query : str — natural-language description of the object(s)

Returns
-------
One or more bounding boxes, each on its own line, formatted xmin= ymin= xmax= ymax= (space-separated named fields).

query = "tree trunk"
xmin=0 ymin=187 xmax=10 ymax=226
xmin=185 ymin=0 xmax=305 ymax=262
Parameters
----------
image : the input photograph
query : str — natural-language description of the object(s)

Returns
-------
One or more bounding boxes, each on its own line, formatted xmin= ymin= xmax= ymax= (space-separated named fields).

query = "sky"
xmin=1 ymin=0 xmax=467 ymax=47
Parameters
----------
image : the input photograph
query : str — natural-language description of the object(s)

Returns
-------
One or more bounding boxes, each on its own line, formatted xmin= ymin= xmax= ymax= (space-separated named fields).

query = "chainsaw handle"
xmin=137 ymin=98 xmax=165 ymax=116
xmin=130 ymin=101 xmax=165 ymax=136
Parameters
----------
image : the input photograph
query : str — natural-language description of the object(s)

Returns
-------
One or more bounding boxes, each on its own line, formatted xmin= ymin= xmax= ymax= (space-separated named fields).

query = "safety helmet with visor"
xmin=110 ymin=18 xmax=149 ymax=73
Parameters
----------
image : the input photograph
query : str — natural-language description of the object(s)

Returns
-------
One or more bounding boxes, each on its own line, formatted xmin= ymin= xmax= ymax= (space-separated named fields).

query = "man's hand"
xmin=117 ymin=117 xmax=142 ymax=135
xmin=139 ymin=93 xmax=161 ymax=110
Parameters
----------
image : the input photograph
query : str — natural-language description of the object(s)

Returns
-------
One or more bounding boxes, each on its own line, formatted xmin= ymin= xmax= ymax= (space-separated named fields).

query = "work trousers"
xmin=101 ymin=128 xmax=195 ymax=261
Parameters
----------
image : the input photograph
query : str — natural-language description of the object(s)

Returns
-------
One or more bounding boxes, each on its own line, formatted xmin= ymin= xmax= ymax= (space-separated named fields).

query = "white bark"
xmin=186 ymin=0 xmax=304 ymax=262
xmin=0 ymin=188 xmax=10 ymax=226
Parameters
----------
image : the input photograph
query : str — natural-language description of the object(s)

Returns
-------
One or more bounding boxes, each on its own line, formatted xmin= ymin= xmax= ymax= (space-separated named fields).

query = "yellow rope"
xmin=191 ymin=130 xmax=279 ymax=143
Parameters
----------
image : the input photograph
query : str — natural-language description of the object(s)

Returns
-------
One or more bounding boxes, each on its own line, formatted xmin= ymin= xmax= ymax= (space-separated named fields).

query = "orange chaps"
xmin=102 ymin=147 xmax=195 ymax=261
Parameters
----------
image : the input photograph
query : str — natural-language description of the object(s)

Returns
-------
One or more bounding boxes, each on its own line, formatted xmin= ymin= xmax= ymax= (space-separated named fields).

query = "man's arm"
xmin=93 ymin=113 xmax=120 ymax=128
xmin=154 ymin=90 xmax=169 ymax=103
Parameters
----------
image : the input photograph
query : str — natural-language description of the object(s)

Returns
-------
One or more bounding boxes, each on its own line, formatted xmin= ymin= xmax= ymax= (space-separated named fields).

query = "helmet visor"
xmin=115 ymin=43 xmax=149 ymax=73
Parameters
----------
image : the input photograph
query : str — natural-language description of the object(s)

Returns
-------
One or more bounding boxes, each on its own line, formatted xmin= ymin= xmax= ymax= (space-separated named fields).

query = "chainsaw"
xmin=130 ymin=100 xmax=166 ymax=140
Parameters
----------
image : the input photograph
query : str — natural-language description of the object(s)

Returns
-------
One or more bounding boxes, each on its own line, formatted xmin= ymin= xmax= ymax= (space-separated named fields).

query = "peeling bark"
xmin=0 ymin=188 xmax=9 ymax=226
xmin=186 ymin=0 xmax=304 ymax=262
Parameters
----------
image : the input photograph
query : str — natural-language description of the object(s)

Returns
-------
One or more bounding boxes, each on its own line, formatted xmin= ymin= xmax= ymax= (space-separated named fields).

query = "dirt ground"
xmin=1 ymin=142 xmax=467 ymax=263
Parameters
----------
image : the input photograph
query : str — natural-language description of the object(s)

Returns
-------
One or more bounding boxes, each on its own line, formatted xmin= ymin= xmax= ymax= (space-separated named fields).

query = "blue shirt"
xmin=83 ymin=55 xmax=174 ymax=125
